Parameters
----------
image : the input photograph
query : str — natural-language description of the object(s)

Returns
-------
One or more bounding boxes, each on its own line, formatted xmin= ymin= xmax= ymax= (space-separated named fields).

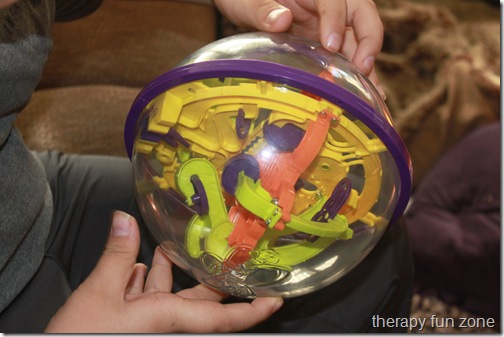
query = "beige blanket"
xmin=376 ymin=0 xmax=500 ymax=187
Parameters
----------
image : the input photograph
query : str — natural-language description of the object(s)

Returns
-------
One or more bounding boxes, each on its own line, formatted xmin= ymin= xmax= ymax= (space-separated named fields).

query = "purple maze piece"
xmin=263 ymin=122 xmax=305 ymax=152
xmin=221 ymin=154 xmax=261 ymax=196
xmin=190 ymin=175 xmax=209 ymax=216
xmin=311 ymin=177 xmax=352 ymax=223
xmin=236 ymin=108 xmax=252 ymax=140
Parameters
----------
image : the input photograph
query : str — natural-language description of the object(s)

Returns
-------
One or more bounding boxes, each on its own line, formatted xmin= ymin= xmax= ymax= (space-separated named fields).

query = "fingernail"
xmin=111 ymin=211 xmax=132 ymax=237
xmin=272 ymin=298 xmax=283 ymax=313
xmin=153 ymin=247 xmax=170 ymax=265
xmin=266 ymin=8 xmax=289 ymax=25
xmin=362 ymin=56 xmax=375 ymax=75
xmin=325 ymin=33 xmax=341 ymax=52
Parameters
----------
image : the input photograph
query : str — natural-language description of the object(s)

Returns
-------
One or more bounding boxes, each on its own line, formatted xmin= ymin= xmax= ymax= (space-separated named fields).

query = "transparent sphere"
xmin=124 ymin=32 xmax=412 ymax=298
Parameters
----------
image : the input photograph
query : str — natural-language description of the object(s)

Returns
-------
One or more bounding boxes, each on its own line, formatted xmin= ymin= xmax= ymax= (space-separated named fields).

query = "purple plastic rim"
xmin=124 ymin=59 xmax=413 ymax=224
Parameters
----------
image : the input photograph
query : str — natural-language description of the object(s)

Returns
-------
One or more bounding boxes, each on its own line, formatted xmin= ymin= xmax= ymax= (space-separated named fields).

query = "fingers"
xmin=144 ymin=247 xmax=174 ymax=293
xmin=315 ymin=0 xmax=348 ymax=53
xmin=84 ymin=211 xmax=141 ymax=294
xmin=346 ymin=0 xmax=383 ymax=75
xmin=125 ymin=263 xmax=147 ymax=297
xmin=286 ymin=0 xmax=383 ymax=77
xmin=214 ymin=0 xmax=293 ymax=32
xmin=156 ymin=296 xmax=283 ymax=333
xmin=215 ymin=0 xmax=383 ymax=79
xmin=312 ymin=0 xmax=383 ymax=75
xmin=176 ymin=283 xmax=227 ymax=301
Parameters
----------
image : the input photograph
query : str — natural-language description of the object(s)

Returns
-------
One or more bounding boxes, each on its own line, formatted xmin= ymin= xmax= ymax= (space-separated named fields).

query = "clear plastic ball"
xmin=124 ymin=32 xmax=412 ymax=298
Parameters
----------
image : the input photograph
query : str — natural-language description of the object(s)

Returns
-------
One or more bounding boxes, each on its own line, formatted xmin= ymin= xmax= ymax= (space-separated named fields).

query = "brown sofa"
xmin=16 ymin=0 xmax=218 ymax=157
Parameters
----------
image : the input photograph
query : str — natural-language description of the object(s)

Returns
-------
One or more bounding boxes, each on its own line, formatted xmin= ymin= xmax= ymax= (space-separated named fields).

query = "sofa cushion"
xmin=17 ymin=85 xmax=139 ymax=157
xmin=38 ymin=0 xmax=217 ymax=89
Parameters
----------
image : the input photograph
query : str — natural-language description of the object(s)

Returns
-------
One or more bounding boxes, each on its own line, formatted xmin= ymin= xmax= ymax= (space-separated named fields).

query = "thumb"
xmin=214 ymin=0 xmax=292 ymax=32
xmin=84 ymin=211 xmax=141 ymax=294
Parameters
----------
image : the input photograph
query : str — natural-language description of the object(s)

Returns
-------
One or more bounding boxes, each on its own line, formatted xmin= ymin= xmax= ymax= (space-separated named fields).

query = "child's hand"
xmin=45 ymin=211 xmax=283 ymax=333
xmin=214 ymin=0 xmax=384 ymax=97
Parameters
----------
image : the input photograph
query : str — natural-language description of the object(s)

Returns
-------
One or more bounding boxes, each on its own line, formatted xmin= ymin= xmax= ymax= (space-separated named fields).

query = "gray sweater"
xmin=0 ymin=0 xmax=101 ymax=314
